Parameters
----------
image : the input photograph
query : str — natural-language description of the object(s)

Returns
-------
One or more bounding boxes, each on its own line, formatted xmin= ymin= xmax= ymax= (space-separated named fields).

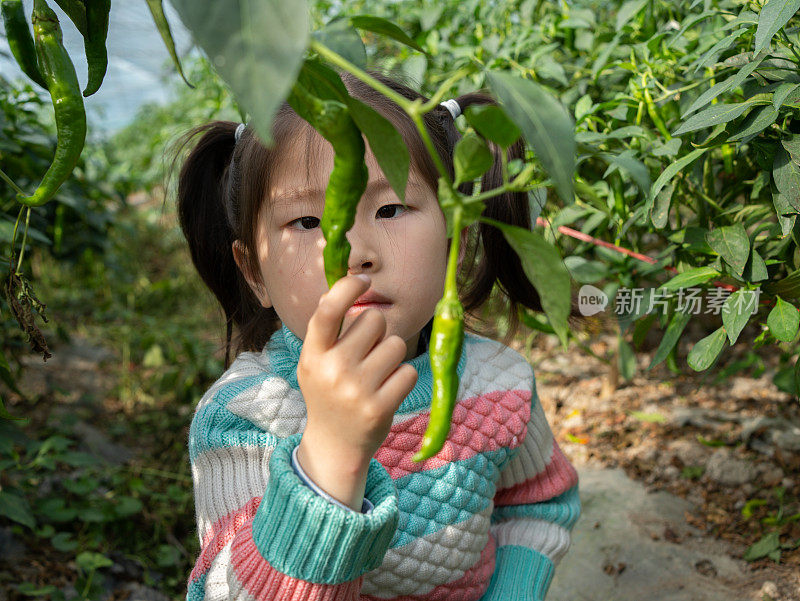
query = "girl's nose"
xmin=345 ymin=221 xmax=379 ymax=273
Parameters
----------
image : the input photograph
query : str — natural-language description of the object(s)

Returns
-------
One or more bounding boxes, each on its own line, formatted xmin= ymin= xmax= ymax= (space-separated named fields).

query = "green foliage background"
xmin=2 ymin=0 xmax=800 ymax=598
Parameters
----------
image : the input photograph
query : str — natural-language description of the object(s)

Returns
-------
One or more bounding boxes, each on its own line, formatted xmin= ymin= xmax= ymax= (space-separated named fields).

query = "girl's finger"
xmin=305 ymin=274 xmax=371 ymax=351
xmin=376 ymin=363 xmax=418 ymax=412
xmin=359 ymin=334 xmax=407 ymax=389
xmin=337 ymin=307 xmax=387 ymax=361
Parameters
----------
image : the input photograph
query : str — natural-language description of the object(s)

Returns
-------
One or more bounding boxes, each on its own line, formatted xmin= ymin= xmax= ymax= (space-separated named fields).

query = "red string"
xmin=534 ymin=216 xmax=776 ymax=307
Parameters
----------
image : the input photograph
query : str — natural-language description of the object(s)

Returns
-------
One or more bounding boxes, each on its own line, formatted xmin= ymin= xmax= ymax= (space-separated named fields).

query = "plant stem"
xmin=0 ymin=167 xmax=26 ymax=196
xmin=16 ymin=207 xmax=30 ymax=274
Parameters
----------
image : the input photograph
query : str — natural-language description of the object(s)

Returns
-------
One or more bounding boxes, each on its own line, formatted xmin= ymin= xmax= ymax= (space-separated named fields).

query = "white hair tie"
xmin=439 ymin=98 xmax=461 ymax=120
xmin=235 ymin=122 xmax=246 ymax=142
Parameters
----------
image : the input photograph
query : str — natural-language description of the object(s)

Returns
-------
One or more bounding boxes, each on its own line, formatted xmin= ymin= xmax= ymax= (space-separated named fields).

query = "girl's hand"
xmin=295 ymin=274 xmax=418 ymax=510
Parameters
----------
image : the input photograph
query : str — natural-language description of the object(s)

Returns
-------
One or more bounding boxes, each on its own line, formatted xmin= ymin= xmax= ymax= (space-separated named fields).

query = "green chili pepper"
xmin=16 ymin=0 xmax=86 ymax=208
xmin=53 ymin=0 xmax=85 ymax=35
xmin=81 ymin=0 xmax=109 ymax=96
xmin=413 ymin=207 xmax=465 ymax=462
xmin=1 ymin=0 xmax=47 ymax=89
xmin=288 ymin=81 xmax=368 ymax=288
xmin=643 ymin=87 xmax=671 ymax=140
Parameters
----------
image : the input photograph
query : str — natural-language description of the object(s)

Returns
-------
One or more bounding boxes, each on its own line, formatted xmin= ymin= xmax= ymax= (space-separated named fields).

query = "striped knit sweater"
xmin=187 ymin=324 xmax=581 ymax=601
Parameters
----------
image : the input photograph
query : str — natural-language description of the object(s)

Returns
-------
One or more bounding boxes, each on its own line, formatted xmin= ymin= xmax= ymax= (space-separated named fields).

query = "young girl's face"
xmin=240 ymin=127 xmax=449 ymax=361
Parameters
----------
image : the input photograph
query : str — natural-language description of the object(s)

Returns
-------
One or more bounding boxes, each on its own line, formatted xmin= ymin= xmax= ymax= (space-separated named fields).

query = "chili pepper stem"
xmin=0 ymin=166 xmax=26 ymax=196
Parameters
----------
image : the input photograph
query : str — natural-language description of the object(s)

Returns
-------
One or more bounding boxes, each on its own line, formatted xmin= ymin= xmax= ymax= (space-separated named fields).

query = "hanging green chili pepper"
xmin=16 ymin=0 xmax=86 ymax=208
xmin=413 ymin=206 xmax=465 ymax=462
xmin=287 ymin=81 xmax=368 ymax=287
xmin=53 ymin=0 xmax=85 ymax=34
xmin=81 ymin=0 xmax=109 ymax=96
xmin=1 ymin=0 xmax=47 ymax=89
xmin=643 ymin=86 xmax=671 ymax=140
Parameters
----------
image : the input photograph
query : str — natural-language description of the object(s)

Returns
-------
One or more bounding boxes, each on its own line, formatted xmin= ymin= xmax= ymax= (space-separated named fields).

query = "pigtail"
xmin=168 ymin=121 xmax=272 ymax=369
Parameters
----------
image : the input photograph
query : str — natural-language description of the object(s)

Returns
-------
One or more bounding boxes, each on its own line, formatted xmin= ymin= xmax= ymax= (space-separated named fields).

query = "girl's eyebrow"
xmin=272 ymin=179 xmax=423 ymax=204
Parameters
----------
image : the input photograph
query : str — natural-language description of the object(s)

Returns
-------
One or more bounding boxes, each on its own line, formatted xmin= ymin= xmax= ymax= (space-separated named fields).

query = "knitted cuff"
xmin=252 ymin=433 xmax=399 ymax=584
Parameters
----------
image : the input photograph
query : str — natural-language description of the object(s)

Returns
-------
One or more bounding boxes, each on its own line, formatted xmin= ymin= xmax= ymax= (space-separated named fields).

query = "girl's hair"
xmin=167 ymin=67 xmax=569 ymax=369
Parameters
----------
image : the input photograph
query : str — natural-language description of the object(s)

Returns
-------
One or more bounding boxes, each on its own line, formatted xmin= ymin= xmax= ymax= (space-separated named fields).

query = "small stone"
xmin=704 ymin=448 xmax=758 ymax=486
xmin=758 ymin=581 xmax=778 ymax=599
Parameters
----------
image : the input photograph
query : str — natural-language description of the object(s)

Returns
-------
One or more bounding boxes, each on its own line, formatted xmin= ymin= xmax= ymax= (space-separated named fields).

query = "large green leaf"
xmin=453 ymin=132 xmax=494 ymax=186
xmin=767 ymin=296 xmax=800 ymax=341
xmin=674 ymin=101 xmax=764 ymax=136
xmin=754 ymin=0 xmax=800 ymax=55
xmin=311 ymin=18 xmax=366 ymax=69
xmin=661 ymin=266 xmax=721 ymax=291
xmin=487 ymin=71 xmax=575 ymax=204
xmin=345 ymin=98 xmax=410 ymax=205
xmin=463 ymin=105 xmax=521 ymax=149
xmin=348 ymin=15 xmax=426 ymax=54
xmin=706 ymin=223 xmax=751 ymax=276
xmin=169 ymin=0 xmax=309 ymax=146
xmin=687 ymin=326 xmax=727 ymax=371
xmin=773 ymin=147 xmax=800 ymax=212
xmin=682 ymin=51 xmax=766 ymax=117
xmin=648 ymin=147 xmax=707 ymax=204
xmin=0 ymin=491 xmax=35 ymax=529
xmin=648 ymin=308 xmax=692 ymax=370
xmin=722 ymin=289 xmax=756 ymax=344
xmin=145 ymin=0 xmax=194 ymax=89
xmin=485 ymin=220 xmax=571 ymax=349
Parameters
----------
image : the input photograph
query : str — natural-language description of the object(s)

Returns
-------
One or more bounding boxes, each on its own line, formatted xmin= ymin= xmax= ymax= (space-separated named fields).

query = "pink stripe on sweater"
xmin=494 ymin=439 xmax=578 ymax=506
xmin=230 ymin=518 xmax=363 ymax=601
xmin=376 ymin=390 xmax=531 ymax=479
xmin=361 ymin=535 xmax=496 ymax=601
xmin=190 ymin=496 xmax=261 ymax=583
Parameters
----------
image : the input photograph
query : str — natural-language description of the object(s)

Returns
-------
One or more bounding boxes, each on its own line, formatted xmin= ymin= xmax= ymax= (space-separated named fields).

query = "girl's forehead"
xmin=268 ymin=123 xmax=429 ymax=200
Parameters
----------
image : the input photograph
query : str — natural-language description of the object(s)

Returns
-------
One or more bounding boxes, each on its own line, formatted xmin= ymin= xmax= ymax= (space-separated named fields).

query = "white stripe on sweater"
xmin=495 ymin=394 xmax=555 ymax=491
xmin=490 ymin=518 xmax=571 ymax=565
xmin=362 ymin=504 xmax=492 ymax=597
xmin=193 ymin=445 xmax=271 ymax=544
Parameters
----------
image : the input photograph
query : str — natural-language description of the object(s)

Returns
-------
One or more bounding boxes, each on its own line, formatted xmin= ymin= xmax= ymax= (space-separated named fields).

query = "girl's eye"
xmin=376 ymin=204 xmax=407 ymax=219
xmin=288 ymin=216 xmax=320 ymax=230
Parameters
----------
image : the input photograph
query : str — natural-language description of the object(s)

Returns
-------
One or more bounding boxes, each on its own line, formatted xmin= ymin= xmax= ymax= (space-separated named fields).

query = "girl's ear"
xmin=232 ymin=240 xmax=272 ymax=308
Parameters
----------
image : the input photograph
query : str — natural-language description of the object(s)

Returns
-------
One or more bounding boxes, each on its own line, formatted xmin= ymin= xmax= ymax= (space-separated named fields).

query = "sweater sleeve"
xmin=479 ymin=367 xmax=581 ymax=601
xmin=186 ymin=368 xmax=399 ymax=601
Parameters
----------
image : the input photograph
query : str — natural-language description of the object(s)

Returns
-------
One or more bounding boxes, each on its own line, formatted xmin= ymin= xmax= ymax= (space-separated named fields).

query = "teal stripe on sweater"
xmin=391 ymin=447 xmax=513 ymax=547
xmin=478 ymin=546 xmax=554 ymax=601
xmin=186 ymin=572 xmax=206 ymax=601
xmin=189 ymin=399 xmax=279 ymax=462
xmin=490 ymin=483 xmax=581 ymax=530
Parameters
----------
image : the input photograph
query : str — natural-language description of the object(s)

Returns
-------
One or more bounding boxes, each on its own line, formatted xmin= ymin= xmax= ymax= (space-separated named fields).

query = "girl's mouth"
xmin=346 ymin=302 xmax=392 ymax=316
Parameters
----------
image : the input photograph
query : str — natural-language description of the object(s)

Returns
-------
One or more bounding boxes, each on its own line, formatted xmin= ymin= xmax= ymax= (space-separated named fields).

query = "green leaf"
xmin=728 ymin=104 xmax=779 ymax=142
xmin=773 ymin=82 xmax=800 ymax=109
xmin=600 ymin=150 xmax=650 ymax=196
xmin=487 ymin=71 xmax=576 ymax=204
xmin=618 ymin=334 xmax=636 ymax=381
xmin=743 ymin=246 xmax=769 ymax=282
xmin=648 ymin=308 xmax=692 ymax=370
xmin=51 ymin=532 xmax=79 ymax=552
xmin=650 ymin=180 xmax=673 ymax=228
xmin=674 ymin=101 xmax=763 ymax=136
xmin=754 ymin=0 xmax=800 ymax=55
xmin=648 ymin=147 xmax=707 ymax=204
xmin=169 ymin=0 xmax=309 ymax=146
xmin=345 ymin=97 xmax=410 ymax=205
xmin=463 ymin=105 xmax=521 ymax=148
xmin=773 ymin=147 xmax=800 ymax=212
xmin=772 ymin=191 xmax=798 ymax=237
xmin=743 ymin=531 xmax=781 ymax=561
xmin=767 ymin=296 xmax=800 ymax=341
xmin=706 ymin=223 xmax=750 ymax=276
xmin=488 ymin=220 xmax=571 ymax=349
xmin=311 ymin=18 xmax=366 ymax=69
xmin=453 ymin=132 xmax=494 ymax=186
xmin=0 ymin=491 xmax=35 ymax=529
xmin=348 ymin=15 xmax=426 ymax=54
xmin=687 ymin=326 xmax=727 ymax=371
xmin=145 ymin=0 xmax=194 ymax=89
xmin=76 ymin=551 xmax=113 ymax=572
xmin=683 ymin=52 xmax=767 ymax=117
xmin=661 ymin=266 xmax=721 ymax=291
xmin=722 ymin=289 xmax=757 ymax=344
xmin=690 ymin=27 xmax=751 ymax=74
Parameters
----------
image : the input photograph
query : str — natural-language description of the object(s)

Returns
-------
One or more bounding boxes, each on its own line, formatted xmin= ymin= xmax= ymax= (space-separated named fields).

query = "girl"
xmin=172 ymin=68 xmax=581 ymax=601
